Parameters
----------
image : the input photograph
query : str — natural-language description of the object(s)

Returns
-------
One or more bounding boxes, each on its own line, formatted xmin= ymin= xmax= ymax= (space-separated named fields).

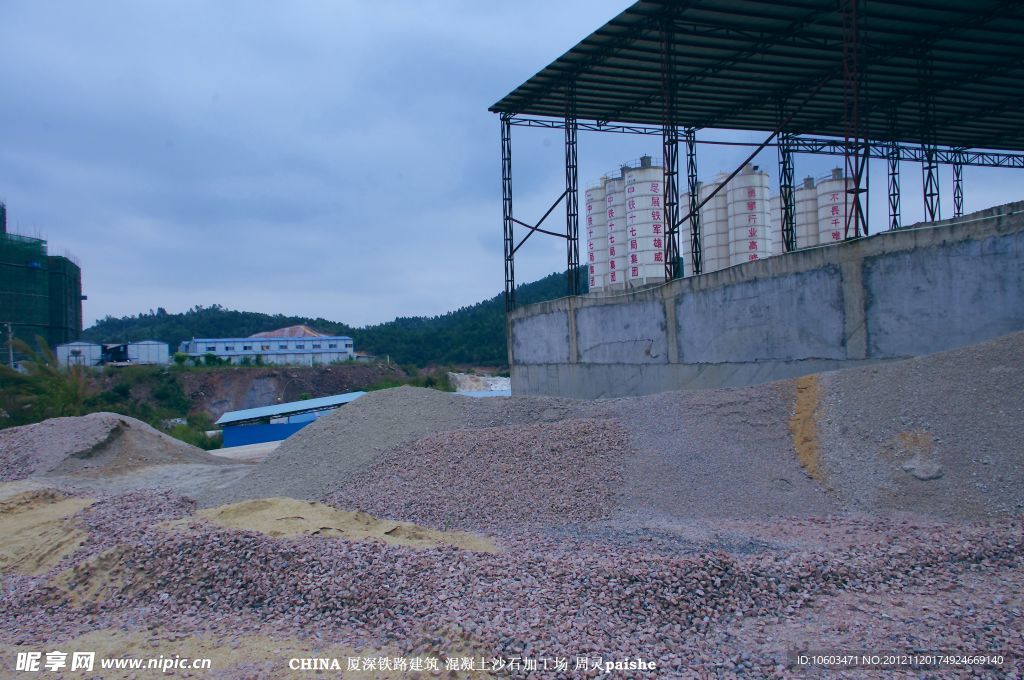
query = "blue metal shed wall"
xmin=222 ymin=422 xmax=309 ymax=447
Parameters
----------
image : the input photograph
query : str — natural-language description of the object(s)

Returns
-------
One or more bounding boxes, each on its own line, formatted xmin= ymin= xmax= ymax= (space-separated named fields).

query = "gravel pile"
xmin=0 ymin=414 xmax=127 ymax=481
xmin=208 ymin=386 xmax=585 ymax=507
xmin=0 ymin=413 xmax=224 ymax=482
xmin=817 ymin=330 xmax=1024 ymax=518
xmin=0 ymin=491 xmax=1019 ymax=677
xmin=211 ymin=333 xmax=1024 ymax=522
xmin=601 ymin=382 xmax=839 ymax=523
xmin=327 ymin=418 xmax=628 ymax=532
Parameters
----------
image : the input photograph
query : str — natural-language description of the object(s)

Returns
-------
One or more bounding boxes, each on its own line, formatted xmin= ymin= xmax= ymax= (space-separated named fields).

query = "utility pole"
xmin=5 ymin=323 xmax=13 ymax=369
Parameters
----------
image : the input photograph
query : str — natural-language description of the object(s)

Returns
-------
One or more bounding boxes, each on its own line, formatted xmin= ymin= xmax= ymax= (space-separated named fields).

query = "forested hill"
xmin=83 ymin=269 xmax=587 ymax=366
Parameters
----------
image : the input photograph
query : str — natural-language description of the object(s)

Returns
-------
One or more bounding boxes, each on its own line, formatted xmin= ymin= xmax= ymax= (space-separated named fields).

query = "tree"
xmin=0 ymin=337 xmax=95 ymax=425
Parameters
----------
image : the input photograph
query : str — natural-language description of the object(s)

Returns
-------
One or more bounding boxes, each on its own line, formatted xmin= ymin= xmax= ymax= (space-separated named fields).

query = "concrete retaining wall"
xmin=509 ymin=201 xmax=1024 ymax=398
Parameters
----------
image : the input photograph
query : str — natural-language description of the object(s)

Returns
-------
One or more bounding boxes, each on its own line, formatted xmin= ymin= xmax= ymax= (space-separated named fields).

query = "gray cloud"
xmin=1 ymin=1 xmax=1019 ymax=326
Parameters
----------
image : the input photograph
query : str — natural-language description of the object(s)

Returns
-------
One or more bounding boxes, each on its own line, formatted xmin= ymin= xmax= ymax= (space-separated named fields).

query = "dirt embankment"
xmin=179 ymin=363 xmax=404 ymax=420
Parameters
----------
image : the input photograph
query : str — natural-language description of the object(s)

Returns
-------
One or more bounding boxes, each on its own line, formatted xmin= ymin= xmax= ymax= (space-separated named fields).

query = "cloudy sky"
xmin=2 ymin=1 xmax=1020 ymax=328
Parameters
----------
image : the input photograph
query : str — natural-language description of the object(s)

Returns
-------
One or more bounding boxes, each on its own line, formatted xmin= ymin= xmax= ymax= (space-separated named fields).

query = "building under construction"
xmin=0 ymin=202 xmax=83 ymax=361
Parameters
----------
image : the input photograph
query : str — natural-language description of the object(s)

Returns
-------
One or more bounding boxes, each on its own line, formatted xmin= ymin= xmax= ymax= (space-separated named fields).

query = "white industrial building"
xmin=55 ymin=340 xmax=170 ymax=367
xmin=587 ymin=157 xmax=852 ymax=292
xmin=180 ymin=325 xmax=354 ymax=366
xmin=56 ymin=341 xmax=103 ymax=367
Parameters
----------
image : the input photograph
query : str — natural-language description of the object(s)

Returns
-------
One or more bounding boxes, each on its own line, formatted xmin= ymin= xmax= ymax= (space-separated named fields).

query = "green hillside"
xmin=83 ymin=269 xmax=587 ymax=366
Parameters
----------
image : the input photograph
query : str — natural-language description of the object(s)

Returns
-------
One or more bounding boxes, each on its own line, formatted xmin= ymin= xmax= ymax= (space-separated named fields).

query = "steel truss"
xmin=841 ymin=0 xmax=868 ymax=238
xmin=565 ymin=85 xmax=580 ymax=297
xmin=501 ymin=114 xmax=514 ymax=312
xmin=887 ymin=140 xmax=901 ymax=230
xmin=661 ymin=11 xmax=682 ymax=280
xmin=507 ymin=116 xmax=1024 ymax=168
xmin=952 ymin=151 xmax=964 ymax=218
xmin=778 ymin=131 xmax=796 ymax=251
xmin=685 ymin=128 xmax=703 ymax=275
xmin=500 ymin=111 xmax=1024 ymax=309
xmin=922 ymin=144 xmax=941 ymax=222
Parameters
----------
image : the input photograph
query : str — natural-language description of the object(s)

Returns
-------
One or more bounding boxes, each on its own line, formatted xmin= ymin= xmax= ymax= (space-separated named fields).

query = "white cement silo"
xmin=727 ymin=165 xmax=771 ymax=267
xmin=680 ymin=191 xmax=695 ymax=276
xmin=624 ymin=159 xmax=665 ymax=286
xmin=795 ymin=177 xmax=819 ymax=249
xmin=769 ymin=194 xmax=781 ymax=256
xmin=817 ymin=168 xmax=850 ymax=245
xmin=604 ymin=176 xmax=626 ymax=289
xmin=699 ymin=174 xmax=730 ymax=273
xmin=585 ymin=182 xmax=608 ymax=291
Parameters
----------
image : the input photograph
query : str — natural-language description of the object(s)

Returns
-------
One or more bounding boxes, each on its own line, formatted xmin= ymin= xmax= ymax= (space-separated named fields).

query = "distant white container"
xmin=604 ymin=177 xmax=626 ymax=289
xmin=817 ymin=168 xmax=850 ymax=245
xmin=727 ymin=165 xmax=771 ymax=267
xmin=56 ymin=341 xmax=102 ymax=368
xmin=585 ymin=182 xmax=609 ymax=291
xmin=795 ymin=177 xmax=819 ymax=248
xmin=700 ymin=174 xmax=731 ymax=273
xmin=624 ymin=163 xmax=665 ymax=285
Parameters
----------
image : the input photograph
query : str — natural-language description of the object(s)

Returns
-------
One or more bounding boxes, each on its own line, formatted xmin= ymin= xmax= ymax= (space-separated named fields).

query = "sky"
xmin=2 ymin=1 xmax=1021 ymax=328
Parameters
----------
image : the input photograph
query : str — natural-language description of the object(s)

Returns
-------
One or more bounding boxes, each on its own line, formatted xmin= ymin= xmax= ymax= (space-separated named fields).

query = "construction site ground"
xmin=1 ymin=333 xmax=1022 ymax=678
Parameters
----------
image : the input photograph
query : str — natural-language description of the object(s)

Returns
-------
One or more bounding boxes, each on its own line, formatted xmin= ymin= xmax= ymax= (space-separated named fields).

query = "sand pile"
xmin=184 ymin=497 xmax=496 ymax=552
xmin=0 ymin=412 xmax=228 ymax=482
xmin=0 ymin=490 xmax=93 ymax=576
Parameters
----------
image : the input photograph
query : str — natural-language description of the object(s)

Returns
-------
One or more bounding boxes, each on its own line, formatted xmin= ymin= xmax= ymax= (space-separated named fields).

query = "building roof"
xmin=250 ymin=325 xmax=326 ymax=338
xmin=189 ymin=335 xmax=352 ymax=344
xmin=215 ymin=391 xmax=366 ymax=426
xmin=490 ymin=0 xmax=1024 ymax=151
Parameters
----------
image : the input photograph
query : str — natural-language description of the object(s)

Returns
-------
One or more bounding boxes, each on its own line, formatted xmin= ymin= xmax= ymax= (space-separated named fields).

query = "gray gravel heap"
xmin=207 ymin=386 xmax=585 ymax=507
xmin=818 ymin=330 xmax=1024 ymax=518
xmin=327 ymin=418 xmax=628 ymax=532
xmin=0 ymin=413 xmax=220 ymax=482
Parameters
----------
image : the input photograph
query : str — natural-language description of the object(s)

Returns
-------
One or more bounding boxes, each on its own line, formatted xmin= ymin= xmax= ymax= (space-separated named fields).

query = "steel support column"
xmin=922 ymin=144 xmax=941 ymax=221
xmin=564 ymin=91 xmax=580 ymax=296
xmin=918 ymin=52 xmax=941 ymax=223
xmin=500 ymin=113 xmax=515 ymax=312
xmin=778 ymin=131 xmax=796 ymax=251
xmin=663 ymin=127 xmax=681 ymax=280
xmin=953 ymin=152 xmax=964 ymax=218
xmin=661 ymin=12 xmax=681 ymax=280
xmin=685 ymin=127 xmax=702 ymax=275
xmin=887 ymin=140 xmax=901 ymax=230
xmin=841 ymin=0 xmax=868 ymax=238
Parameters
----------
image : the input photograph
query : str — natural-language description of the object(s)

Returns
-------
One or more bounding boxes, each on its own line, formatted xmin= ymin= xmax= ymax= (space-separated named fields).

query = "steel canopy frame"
xmin=493 ymin=0 xmax=1024 ymax=310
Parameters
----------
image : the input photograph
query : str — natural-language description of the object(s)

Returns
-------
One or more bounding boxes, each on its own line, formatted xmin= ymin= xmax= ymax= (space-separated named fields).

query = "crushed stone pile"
xmin=209 ymin=332 xmax=1024 ymax=521
xmin=0 ymin=488 xmax=1020 ymax=678
xmin=816 ymin=330 xmax=1024 ymax=517
xmin=327 ymin=418 xmax=627 ymax=532
xmin=206 ymin=386 xmax=584 ymax=507
xmin=0 ymin=413 xmax=227 ymax=482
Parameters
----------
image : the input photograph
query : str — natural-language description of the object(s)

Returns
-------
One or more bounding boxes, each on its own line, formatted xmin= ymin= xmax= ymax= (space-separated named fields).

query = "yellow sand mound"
xmin=0 ymin=489 xmax=93 ymax=575
xmin=185 ymin=498 xmax=498 ymax=553
xmin=52 ymin=545 xmax=136 ymax=606
xmin=790 ymin=374 xmax=826 ymax=484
